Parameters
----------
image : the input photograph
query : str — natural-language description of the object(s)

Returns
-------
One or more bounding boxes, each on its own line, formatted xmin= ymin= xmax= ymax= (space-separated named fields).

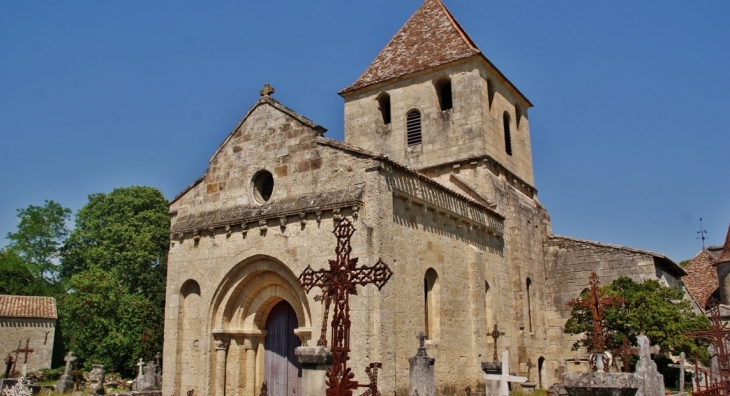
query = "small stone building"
xmin=161 ymin=1 xmax=687 ymax=395
xmin=0 ymin=295 xmax=57 ymax=374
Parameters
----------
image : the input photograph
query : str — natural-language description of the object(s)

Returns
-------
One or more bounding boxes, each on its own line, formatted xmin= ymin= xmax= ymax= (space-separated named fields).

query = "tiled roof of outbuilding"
xmin=0 ymin=295 xmax=57 ymax=319
xmin=340 ymin=0 xmax=480 ymax=93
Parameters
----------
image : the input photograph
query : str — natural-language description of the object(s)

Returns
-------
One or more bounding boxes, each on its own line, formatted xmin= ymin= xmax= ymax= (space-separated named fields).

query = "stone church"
xmin=161 ymin=1 xmax=686 ymax=395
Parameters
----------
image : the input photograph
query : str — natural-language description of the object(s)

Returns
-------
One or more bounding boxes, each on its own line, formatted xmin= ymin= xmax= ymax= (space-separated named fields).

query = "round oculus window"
xmin=253 ymin=171 xmax=274 ymax=203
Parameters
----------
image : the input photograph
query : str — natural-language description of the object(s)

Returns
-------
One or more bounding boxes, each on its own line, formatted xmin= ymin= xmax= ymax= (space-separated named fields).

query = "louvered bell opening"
xmin=406 ymin=111 xmax=422 ymax=146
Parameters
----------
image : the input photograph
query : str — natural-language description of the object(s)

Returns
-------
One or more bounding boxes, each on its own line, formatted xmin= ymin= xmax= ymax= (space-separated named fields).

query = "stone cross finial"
xmin=416 ymin=332 xmax=427 ymax=356
xmin=137 ymin=358 xmax=145 ymax=378
xmin=260 ymin=84 xmax=275 ymax=97
xmin=63 ymin=351 xmax=76 ymax=375
xmin=526 ymin=358 xmax=533 ymax=381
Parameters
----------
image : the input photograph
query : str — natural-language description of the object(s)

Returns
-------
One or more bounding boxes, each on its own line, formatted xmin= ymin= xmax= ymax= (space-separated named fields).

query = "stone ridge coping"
xmin=394 ymin=190 xmax=503 ymax=237
xmin=0 ymin=295 xmax=57 ymax=319
xmin=316 ymin=138 xmax=505 ymax=221
xmin=170 ymin=186 xmax=364 ymax=236
xmin=418 ymin=154 xmax=538 ymax=199
xmin=546 ymin=235 xmax=686 ymax=277
xmin=169 ymin=95 xmax=328 ymax=207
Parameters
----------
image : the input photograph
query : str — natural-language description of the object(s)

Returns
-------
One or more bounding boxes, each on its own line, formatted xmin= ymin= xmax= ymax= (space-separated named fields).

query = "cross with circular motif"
xmin=490 ymin=324 xmax=505 ymax=362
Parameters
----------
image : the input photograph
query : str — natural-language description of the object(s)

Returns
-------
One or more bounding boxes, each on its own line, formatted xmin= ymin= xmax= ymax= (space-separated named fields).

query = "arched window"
xmin=485 ymin=281 xmax=493 ymax=329
xmin=526 ymin=278 xmax=533 ymax=332
xmin=406 ymin=110 xmax=422 ymax=146
xmin=487 ymin=79 xmax=495 ymax=110
xmin=377 ymin=93 xmax=391 ymax=125
xmin=424 ymin=268 xmax=440 ymax=339
xmin=434 ymin=78 xmax=453 ymax=111
xmin=503 ymin=112 xmax=512 ymax=156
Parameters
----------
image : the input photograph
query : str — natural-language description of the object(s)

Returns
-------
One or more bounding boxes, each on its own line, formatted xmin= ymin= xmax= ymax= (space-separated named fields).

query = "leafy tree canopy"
xmin=59 ymin=267 xmax=163 ymax=372
xmin=61 ymin=186 xmax=169 ymax=308
xmin=564 ymin=276 xmax=710 ymax=363
xmin=6 ymin=200 xmax=71 ymax=282
xmin=0 ymin=248 xmax=59 ymax=296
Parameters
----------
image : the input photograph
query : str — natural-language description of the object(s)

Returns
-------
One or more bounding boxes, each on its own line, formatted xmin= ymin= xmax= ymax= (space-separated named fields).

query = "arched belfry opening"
xmin=208 ymin=256 xmax=312 ymax=396
xmin=377 ymin=93 xmax=391 ymax=125
xmin=434 ymin=77 xmax=453 ymax=111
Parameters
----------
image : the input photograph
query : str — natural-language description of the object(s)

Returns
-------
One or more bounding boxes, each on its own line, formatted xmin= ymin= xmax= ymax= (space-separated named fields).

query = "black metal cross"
xmin=489 ymin=324 xmax=505 ymax=362
xmin=299 ymin=218 xmax=393 ymax=396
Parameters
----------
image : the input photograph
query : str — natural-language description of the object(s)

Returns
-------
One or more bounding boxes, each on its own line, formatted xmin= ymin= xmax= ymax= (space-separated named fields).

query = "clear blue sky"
xmin=1 ymin=1 xmax=728 ymax=262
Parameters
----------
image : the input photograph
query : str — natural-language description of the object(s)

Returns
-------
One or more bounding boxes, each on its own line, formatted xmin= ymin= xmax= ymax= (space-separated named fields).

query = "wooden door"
xmin=264 ymin=300 xmax=301 ymax=396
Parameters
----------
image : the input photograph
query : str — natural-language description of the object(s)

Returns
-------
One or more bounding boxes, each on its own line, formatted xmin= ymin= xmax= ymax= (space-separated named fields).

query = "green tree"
xmin=58 ymin=267 xmax=163 ymax=372
xmin=0 ymin=248 xmax=50 ymax=295
xmin=6 ymin=200 xmax=71 ymax=282
xmin=564 ymin=276 xmax=710 ymax=363
xmin=61 ymin=186 xmax=169 ymax=308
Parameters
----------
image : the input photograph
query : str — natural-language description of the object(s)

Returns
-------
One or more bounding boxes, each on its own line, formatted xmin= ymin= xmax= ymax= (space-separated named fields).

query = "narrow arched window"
xmin=526 ymin=278 xmax=533 ymax=332
xmin=406 ymin=110 xmax=422 ymax=146
xmin=487 ymin=79 xmax=495 ymax=110
xmin=503 ymin=111 xmax=512 ymax=156
xmin=377 ymin=93 xmax=391 ymax=125
xmin=435 ymin=78 xmax=452 ymax=111
xmin=485 ymin=281 xmax=492 ymax=330
xmin=424 ymin=268 xmax=440 ymax=339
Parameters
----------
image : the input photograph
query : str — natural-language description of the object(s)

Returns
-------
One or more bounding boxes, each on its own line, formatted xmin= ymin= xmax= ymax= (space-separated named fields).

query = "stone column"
xmin=244 ymin=338 xmax=259 ymax=396
xmin=215 ymin=339 xmax=229 ymax=396
xmin=409 ymin=333 xmax=435 ymax=396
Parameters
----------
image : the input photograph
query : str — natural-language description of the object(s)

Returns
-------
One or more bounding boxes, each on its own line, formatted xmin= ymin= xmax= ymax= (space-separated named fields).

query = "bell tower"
xmin=339 ymin=0 xmax=535 ymax=187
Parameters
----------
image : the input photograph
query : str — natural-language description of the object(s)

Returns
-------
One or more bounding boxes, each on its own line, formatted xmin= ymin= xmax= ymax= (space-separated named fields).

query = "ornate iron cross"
xmin=299 ymin=218 xmax=393 ymax=396
xmin=567 ymin=272 xmax=624 ymax=354
xmin=489 ymin=324 xmax=505 ymax=362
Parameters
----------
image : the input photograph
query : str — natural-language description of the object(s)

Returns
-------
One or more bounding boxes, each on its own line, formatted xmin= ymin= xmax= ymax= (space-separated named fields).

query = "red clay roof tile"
xmin=0 ymin=295 xmax=57 ymax=319
xmin=340 ymin=0 xmax=480 ymax=93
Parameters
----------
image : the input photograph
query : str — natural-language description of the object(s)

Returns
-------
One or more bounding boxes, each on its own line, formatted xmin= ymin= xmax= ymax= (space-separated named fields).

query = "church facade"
xmin=161 ymin=1 xmax=686 ymax=395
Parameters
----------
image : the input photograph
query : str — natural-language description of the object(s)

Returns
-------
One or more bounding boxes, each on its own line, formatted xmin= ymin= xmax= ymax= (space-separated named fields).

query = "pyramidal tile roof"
xmin=715 ymin=224 xmax=730 ymax=264
xmin=340 ymin=0 xmax=481 ymax=93
xmin=0 ymin=295 xmax=57 ymax=319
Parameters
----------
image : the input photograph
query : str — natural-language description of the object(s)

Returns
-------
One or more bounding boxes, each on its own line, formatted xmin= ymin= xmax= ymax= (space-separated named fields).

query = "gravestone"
xmin=484 ymin=350 xmax=527 ymax=396
xmin=409 ymin=333 xmax=435 ymax=396
xmin=88 ymin=364 xmax=105 ymax=395
xmin=294 ymin=346 xmax=331 ymax=396
xmin=633 ymin=336 xmax=664 ymax=396
xmin=135 ymin=361 xmax=159 ymax=391
xmin=56 ymin=352 xmax=76 ymax=393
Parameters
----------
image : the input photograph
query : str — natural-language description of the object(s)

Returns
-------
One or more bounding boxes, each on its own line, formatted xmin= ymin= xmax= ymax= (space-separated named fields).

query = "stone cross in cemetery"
xmin=567 ymin=272 xmax=624 ymax=371
xmin=136 ymin=358 xmax=145 ymax=379
xmin=490 ymin=324 xmax=505 ymax=362
xmin=484 ymin=350 xmax=527 ymax=396
xmin=63 ymin=352 xmax=76 ymax=376
xmin=299 ymin=218 xmax=394 ymax=396
xmin=409 ymin=332 xmax=435 ymax=396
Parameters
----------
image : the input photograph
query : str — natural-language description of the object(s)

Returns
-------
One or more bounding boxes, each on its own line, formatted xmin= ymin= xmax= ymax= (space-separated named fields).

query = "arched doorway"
xmin=264 ymin=300 xmax=301 ymax=396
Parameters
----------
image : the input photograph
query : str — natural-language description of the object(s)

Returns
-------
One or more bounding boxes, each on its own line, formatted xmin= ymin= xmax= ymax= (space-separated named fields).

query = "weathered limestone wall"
xmin=342 ymin=58 xmax=534 ymax=186
xmin=0 ymin=318 xmax=55 ymax=373
xmin=426 ymin=160 xmax=553 ymax=391
xmin=542 ymin=236 xmax=662 ymax=379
